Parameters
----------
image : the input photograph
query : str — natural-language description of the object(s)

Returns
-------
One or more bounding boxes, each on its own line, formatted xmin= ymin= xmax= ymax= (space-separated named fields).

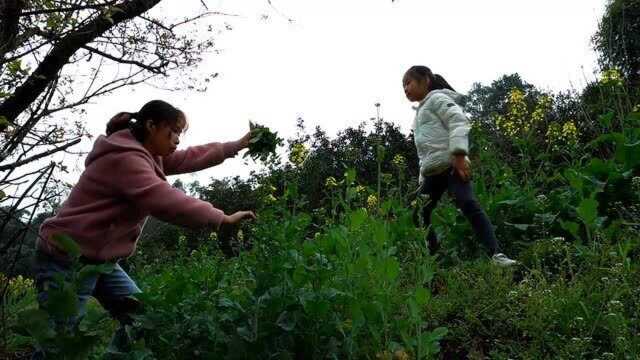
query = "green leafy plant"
xmin=12 ymin=235 xmax=116 ymax=359
xmin=244 ymin=121 xmax=283 ymax=162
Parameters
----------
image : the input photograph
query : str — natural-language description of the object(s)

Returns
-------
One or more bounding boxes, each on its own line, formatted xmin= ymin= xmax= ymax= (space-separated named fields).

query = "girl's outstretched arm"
xmin=116 ymin=152 xmax=226 ymax=229
xmin=162 ymin=132 xmax=250 ymax=175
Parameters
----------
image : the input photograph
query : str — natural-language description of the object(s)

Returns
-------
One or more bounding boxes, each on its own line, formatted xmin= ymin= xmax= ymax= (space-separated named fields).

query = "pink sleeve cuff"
xmin=209 ymin=206 xmax=226 ymax=231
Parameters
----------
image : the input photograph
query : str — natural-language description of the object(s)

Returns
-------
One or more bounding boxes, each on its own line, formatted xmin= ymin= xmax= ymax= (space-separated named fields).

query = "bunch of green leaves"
xmin=244 ymin=122 xmax=283 ymax=162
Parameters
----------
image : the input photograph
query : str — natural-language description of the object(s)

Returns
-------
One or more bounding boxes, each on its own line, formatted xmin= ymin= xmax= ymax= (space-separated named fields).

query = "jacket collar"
xmin=412 ymin=91 xmax=437 ymax=111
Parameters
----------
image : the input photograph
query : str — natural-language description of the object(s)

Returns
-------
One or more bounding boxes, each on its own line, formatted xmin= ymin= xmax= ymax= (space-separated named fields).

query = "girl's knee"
xmin=457 ymin=198 xmax=482 ymax=215
xmin=101 ymin=295 xmax=143 ymax=324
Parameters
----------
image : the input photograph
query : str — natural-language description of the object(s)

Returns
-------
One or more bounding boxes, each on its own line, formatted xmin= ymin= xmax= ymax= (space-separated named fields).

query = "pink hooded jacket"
xmin=37 ymin=128 xmax=244 ymax=262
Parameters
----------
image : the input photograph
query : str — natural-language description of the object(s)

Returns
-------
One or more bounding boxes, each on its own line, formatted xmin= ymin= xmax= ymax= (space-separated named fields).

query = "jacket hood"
xmin=423 ymin=89 xmax=465 ymax=106
xmin=85 ymin=129 xmax=162 ymax=174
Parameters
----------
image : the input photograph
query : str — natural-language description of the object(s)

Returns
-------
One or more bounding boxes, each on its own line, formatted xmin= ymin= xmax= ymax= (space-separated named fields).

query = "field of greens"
xmin=2 ymin=67 xmax=640 ymax=359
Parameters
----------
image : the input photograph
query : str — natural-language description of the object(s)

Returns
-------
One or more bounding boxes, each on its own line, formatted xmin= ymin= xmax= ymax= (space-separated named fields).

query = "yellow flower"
xmin=2 ymin=274 xmax=35 ymax=297
xmin=531 ymin=95 xmax=552 ymax=123
xmin=546 ymin=120 xmax=578 ymax=150
xmin=392 ymin=154 xmax=406 ymax=169
xmin=375 ymin=351 xmax=392 ymax=360
xmin=367 ymin=194 xmax=378 ymax=209
xmin=600 ymin=69 xmax=624 ymax=87
xmin=561 ymin=121 xmax=578 ymax=144
xmin=325 ymin=176 xmax=338 ymax=188
xmin=393 ymin=349 xmax=410 ymax=360
xmin=265 ymin=194 xmax=277 ymax=203
xmin=289 ymin=143 xmax=309 ymax=166
xmin=496 ymin=89 xmax=555 ymax=139
xmin=507 ymin=89 xmax=527 ymax=126
xmin=494 ymin=114 xmax=518 ymax=137
xmin=356 ymin=185 xmax=366 ymax=194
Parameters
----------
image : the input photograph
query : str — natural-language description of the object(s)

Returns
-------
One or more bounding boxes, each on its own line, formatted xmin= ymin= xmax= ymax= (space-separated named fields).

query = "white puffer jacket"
xmin=412 ymin=89 xmax=471 ymax=184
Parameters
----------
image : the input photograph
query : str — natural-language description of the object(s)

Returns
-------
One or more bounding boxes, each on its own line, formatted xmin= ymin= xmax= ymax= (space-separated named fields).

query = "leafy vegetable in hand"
xmin=244 ymin=122 xmax=283 ymax=162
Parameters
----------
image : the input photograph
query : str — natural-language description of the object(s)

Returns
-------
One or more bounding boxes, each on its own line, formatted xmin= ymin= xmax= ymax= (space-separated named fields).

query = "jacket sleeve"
xmin=115 ymin=153 xmax=225 ymax=230
xmin=432 ymin=93 xmax=471 ymax=155
xmin=162 ymin=140 xmax=244 ymax=176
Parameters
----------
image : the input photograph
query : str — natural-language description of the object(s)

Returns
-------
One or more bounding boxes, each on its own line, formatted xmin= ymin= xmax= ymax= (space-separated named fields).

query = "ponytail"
xmin=431 ymin=74 xmax=455 ymax=92
xmin=105 ymin=100 xmax=187 ymax=142
xmin=106 ymin=112 xmax=134 ymax=136
xmin=405 ymin=65 xmax=456 ymax=92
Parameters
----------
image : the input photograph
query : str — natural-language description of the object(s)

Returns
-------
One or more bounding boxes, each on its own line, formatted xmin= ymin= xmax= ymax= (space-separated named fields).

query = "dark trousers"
xmin=420 ymin=168 xmax=498 ymax=255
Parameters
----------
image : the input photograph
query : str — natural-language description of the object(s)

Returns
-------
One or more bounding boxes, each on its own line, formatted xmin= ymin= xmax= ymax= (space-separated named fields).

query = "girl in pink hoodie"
xmin=33 ymin=99 xmax=255 ymax=357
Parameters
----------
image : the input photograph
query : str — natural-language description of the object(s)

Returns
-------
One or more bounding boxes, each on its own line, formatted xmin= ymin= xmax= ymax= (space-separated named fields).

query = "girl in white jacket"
xmin=403 ymin=65 xmax=516 ymax=266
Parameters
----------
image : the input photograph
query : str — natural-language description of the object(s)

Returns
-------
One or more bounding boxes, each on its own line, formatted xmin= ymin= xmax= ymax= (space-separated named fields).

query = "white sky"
xmin=63 ymin=0 xmax=606 ymax=187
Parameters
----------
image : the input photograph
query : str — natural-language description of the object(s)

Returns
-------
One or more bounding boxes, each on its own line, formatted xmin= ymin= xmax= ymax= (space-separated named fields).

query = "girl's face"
xmin=403 ymin=73 xmax=430 ymax=102
xmin=144 ymin=116 xmax=186 ymax=156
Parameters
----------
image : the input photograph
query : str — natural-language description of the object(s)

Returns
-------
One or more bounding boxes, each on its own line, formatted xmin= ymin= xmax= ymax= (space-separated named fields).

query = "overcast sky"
xmin=63 ymin=0 xmax=606 ymax=186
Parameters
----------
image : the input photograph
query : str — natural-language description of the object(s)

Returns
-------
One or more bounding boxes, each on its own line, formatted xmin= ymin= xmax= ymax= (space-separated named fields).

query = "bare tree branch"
xmin=0 ymin=77 xmax=59 ymax=162
xmin=81 ymin=44 xmax=168 ymax=73
xmin=0 ymin=0 xmax=163 ymax=127
xmin=0 ymin=138 xmax=81 ymax=171
xmin=18 ymin=1 xmax=119 ymax=16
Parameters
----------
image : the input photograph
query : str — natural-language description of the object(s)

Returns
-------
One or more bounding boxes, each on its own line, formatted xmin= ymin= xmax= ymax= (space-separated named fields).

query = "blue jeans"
xmin=420 ymin=167 xmax=499 ymax=255
xmin=32 ymin=250 xmax=142 ymax=358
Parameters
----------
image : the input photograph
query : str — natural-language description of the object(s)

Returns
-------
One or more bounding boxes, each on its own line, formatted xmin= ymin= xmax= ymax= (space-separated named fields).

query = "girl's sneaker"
xmin=491 ymin=253 xmax=517 ymax=267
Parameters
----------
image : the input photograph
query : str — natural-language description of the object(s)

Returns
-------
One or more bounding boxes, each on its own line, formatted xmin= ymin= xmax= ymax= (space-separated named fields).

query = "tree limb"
xmin=18 ymin=1 xmax=119 ymax=16
xmin=81 ymin=44 xmax=168 ymax=74
xmin=0 ymin=0 xmax=163 ymax=127
xmin=0 ymin=138 xmax=81 ymax=173
xmin=0 ymin=0 xmax=24 ymax=60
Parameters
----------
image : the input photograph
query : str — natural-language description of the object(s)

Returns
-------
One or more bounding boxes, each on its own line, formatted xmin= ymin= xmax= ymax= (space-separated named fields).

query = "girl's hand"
xmin=453 ymin=154 xmax=471 ymax=182
xmin=239 ymin=131 xmax=251 ymax=149
xmin=223 ymin=210 xmax=256 ymax=225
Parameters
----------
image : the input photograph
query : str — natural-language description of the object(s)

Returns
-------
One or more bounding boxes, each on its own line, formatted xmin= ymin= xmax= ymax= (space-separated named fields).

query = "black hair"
xmin=106 ymin=100 xmax=187 ymax=141
xmin=404 ymin=65 xmax=455 ymax=92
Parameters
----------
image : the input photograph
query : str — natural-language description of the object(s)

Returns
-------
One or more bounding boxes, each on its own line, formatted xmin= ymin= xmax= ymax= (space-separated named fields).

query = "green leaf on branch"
xmin=78 ymin=263 xmax=116 ymax=283
xmin=598 ymin=111 xmax=614 ymax=128
xmin=0 ymin=116 xmax=9 ymax=129
xmin=577 ymin=198 xmax=598 ymax=226
xmin=16 ymin=309 xmax=55 ymax=341
xmin=560 ymin=220 xmax=580 ymax=239
xmin=51 ymin=233 xmax=81 ymax=259
xmin=47 ymin=285 xmax=79 ymax=319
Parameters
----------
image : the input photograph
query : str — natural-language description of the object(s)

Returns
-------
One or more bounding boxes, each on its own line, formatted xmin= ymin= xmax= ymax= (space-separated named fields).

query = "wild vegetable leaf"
xmin=414 ymin=287 xmax=430 ymax=306
xmin=16 ymin=309 xmax=55 ymax=341
xmin=47 ymin=285 xmax=79 ymax=319
xmin=51 ymin=233 xmax=81 ymax=259
xmin=78 ymin=263 xmax=116 ymax=283
xmin=577 ymin=198 xmax=598 ymax=226
xmin=243 ymin=122 xmax=283 ymax=162
xmin=560 ymin=220 xmax=580 ymax=239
